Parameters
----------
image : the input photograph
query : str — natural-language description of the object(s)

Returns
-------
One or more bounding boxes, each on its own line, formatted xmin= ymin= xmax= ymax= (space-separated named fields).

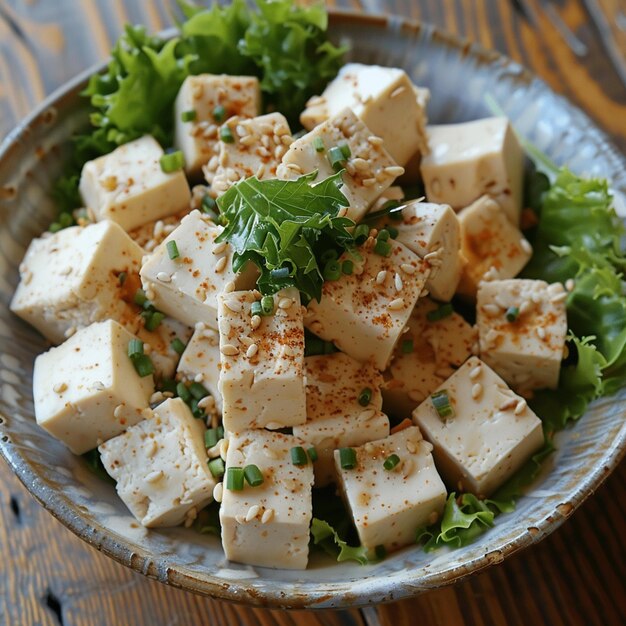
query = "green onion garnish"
xmin=431 ymin=390 xmax=454 ymax=419
xmin=213 ymin=105 xmax=226 ymax=123
xmin=323 ymin=260 xmax=341 ymax=281
xmin=353 ymin=224 xmax=370 ymax=245
xmin=225 ymin=467 xmax=244 ymax=490
xmin=205 ymin=428 xmax=221 ymax=448
xmin=377 ymin=229 xmax=390 ymax=242
xmin=201 ymin=194 xmax=217 ymax=215
xmin=159 ymin=151 xmax=185 ymax=173
xmin=401 ymin=339 xmax=414 ymax=354
xmin=134 ymin=289 xmax=148 ymax=307
xmin=244 ymin=464 xmax=264 ymax=487
xmin=338 ymin=142 xmax=351 ymax=159
xmin=181 ymin=109 xmax=197 ymax=122
xmin=375 ymin=544 xmax=387 ymax=560
xmin=159 ymin=378 xmax=177 ymax=394
xmin=387 ymin=226 xmax=399 ymax=239
xmin=189 ymin=382 xmax=209 ymax=400
xmin=250 ymin=301 xmax=263 ymax=317
xmin=506 ymin=306 xmax=520 ymax=322
xmin=208 ymin=457 xmax=225 ymax=479
xmin=358 ymin=387 xmax=372 ymax=406
xmin=190 ymin=398 xmax=205 ymax=418
xmin=144 ymin=310 xmax=165 ymax=331
xmin=270 ymin=267 xmax=290 ymax=280
xmin=290 ymin=446 xmax=308 ymax=466
xmin=170 ymin=338 xmax=186 ymax=355
xmin=220 ymin=126 xmax=235 ymax=143
xmin=131 ymin=353 xmax=154 ymax=377
xmin=339 ymin=447 xmax=357 ymax=470
xmin=313 ymin=136 xmax=325 ymax=152
xmin=166 ymin=240 xmax=180 ymax=260
xmin=327 ymin=145 xmax=346 ymax=171
xmin=307 ymin=447 xmax=318 ymax=462
xmin=427 ymin=303 xmax=454 ymax=322
xmin=118 ymin=271 xmax=127 ymax=285
xmin=374 ymin=238 xmax=392 ymax=257
xmin=128 ymin=339 xmax=144 ymax=358
xmin=176 ymin=382 xmax=192 ymax=403
xmin=342 ymin=260 xmax=354 ymax=275
xmin=383 ymin=453 xmax=401 ymax=471
xmin=261 ymin=295 xmax=274 ymax=316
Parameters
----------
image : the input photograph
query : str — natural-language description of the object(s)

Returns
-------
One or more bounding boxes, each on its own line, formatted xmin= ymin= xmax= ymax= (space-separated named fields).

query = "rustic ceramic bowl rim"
xmin=1 ymin=9 xmax=625 ymax=610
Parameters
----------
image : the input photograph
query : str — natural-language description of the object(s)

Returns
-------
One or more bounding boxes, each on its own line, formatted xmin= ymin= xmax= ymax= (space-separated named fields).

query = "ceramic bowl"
xmin=0 ymin=11 xmax=624 ymax=609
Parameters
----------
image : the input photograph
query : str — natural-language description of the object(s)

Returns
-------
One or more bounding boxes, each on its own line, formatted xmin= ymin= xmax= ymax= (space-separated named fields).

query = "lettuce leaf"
xmin=310 ymin=518 xmax=369 ymax=564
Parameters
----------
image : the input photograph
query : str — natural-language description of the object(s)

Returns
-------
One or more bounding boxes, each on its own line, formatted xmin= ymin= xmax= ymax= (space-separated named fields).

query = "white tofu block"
xmin=304 ymin=240 xmax=430 ymax=371
xmin=99 ymin=398 xmax=215 ymax=527
xmin=412 ymin=356 xmax=544 ymax=496
xmin=177 ymin=326 xmax=223 ymax=415
xmin=457 ymin=196 xmax=532 ymax=299
xmin=220 ymin=429 xmax=314 ymax=569
xmin=174 ymin=74 xmax=261 ymax=176
xmin=301 ymin=63 xmax=429 ymax=166
xmin=420 ymin=117 xmax=525 ymax=224
xmin=11 ymin=221 xmax=144 ymax=344
xmin=335 ymin=426 xmax=447 ymax=553
xmin=293 ymin=353 xmax=389 ymax=486
xmin=139 ymin=210 xmax=257 ymax=328
xmin=383 ymin=298 xmax=476 ymax=418
xmin=79 ymin=136 xmax=191 ymax=232
xmin=33 ymin=320 xmax=154 ymax=455
xmin=392 ymin=200 xmax=464 ymax=301
xmin=218 ymin=288 xmax=307 ymax=432
xmin=277 ymin=108 xmax=402 ymax=223
xmin=477 ymin=279 xmax=567 ymax=392
xmin=209 ymin=113 xmax=292 ymax=196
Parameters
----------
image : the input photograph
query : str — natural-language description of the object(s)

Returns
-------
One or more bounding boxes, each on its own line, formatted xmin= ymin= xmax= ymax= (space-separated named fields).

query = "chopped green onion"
xmin=261 ymin=295 xmax=274 ymax=316
xmin=339 ymin=447 xmax=357 ymax=470
xmin=250 ymin=301 xmax=263 ymax=317
xmin=208 ymin=457 xmax=225 ymax=479
xmin=323 ymin=259 xmax=341 ymax=281
xmin=327 ymin=145 xmax=346 ymax=171
xmin=159 ymin=378 xmax=177 ymax=394
xmin=383 ymin=453 xmax=401 ymax=471
xmin=506 ymin=306 xmax=520 ymax=323
xmin=134 ymin=289 xmax=148 ymax=307
xmin=338 ymin=142 xmax=351 ymax=159
xmin=189 ymin=382 xmax=209 ymax=400
xmin=375 ymin=544 xmax=387 ymax=560
xmin=387 ymin=226 xmax=399 ymax=239
xmin=118 ymin=271 xmax=127 ymax=285
xmin=290 ymin=446 xmax=308 ymax=466
xmin=176 ymin=382 xmax=192 ymax=403
xmin=225 ymin=467 xmax=244 ymax=491
xmin=354 ymin=224 xmax=370 ymax=245
xmin=213 ymin=105 xmax=226 ymax=123
xmin=217 ymin=426 xmax=224 ymax=439
xmin=427 ymin=303 xmax=454 ymax=322
xmin=205 ymin=428 xmax=221 ymax=448
xmin=181 ymin=109 xmax=197 ymax=122
xmin=377 ymin=229 xmax=390 ymax=242
xmin=220 ymin=125 xmax=235 ymax=143
xmin=131 ymin=353 xmax=154 ymax=377
xmin=307 ymin=447 xmax=318 ymax=462
xmin=401 ymin=339 xmax=414 ymax=354
xmin=128 ymin=339 xmax=144 ymax=358
xmin=342 ymin=260 xmax=354 ymax=275
xmin=170 ymin=338 xmax=186 ymax=355
xmin=320 ymin=249 xmax=338 ymax=263
xmin=374 ymin=238 xmax=392 ymax=257
xmin=270 ymin=267 xmax=290 ymax=280
xmin=166 ymin=240 xmax=180 ymax=260
xmin=201 ymin=194 xmax=217 ymax=215
xmin=159 ymin=150 xmax=185 ymax=173
xmin=189 ymin=398 xmax=205 ymax=418
xmin=244 ymin=464 xmax=264 ymax=487
xmin=144 ymin=310 xmax=165 ymax=331
xmin=358 ymin=387 xmax=372 ymax=406
xmin=431 ymin=390 xmax=454 ymax=419
xmin=313 ymin=136 xmax=325 ymax=152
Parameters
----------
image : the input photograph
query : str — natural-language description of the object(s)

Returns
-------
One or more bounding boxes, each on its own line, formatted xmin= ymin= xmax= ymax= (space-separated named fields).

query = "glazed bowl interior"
xmin=0 ymin=11 xmax=625 ymax=609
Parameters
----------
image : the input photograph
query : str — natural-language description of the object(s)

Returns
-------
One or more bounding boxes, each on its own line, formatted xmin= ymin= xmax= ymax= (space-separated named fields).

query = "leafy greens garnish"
xmin=310 ymin=518 xmax=369 ymax=564
xmin=215 ymin=171 xmax=354 ymax=302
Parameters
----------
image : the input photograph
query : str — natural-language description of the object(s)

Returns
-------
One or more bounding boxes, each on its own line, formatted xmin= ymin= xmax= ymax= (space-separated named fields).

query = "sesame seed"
xmin=256 ymin=163 xmax=266 ymax=178
xmin=376 ymin=270 xmax=388 ymax=284
xmin=400 ymin=263 xmax=416 ymax=275
xmin=394 ymin=273 xmax=403 ymax=292
xmin=402 ymin=458 xmax=414 ymax=478
xmin=150 ymin=391 xmax=164 ymax=404
xmin=388 ymin=297 xmax=405 ymax=310
xmin=520 ymin=300 xmax=533 ymax=315
xmin=435 ymin=367 xmax=454 ymax=379
xmin=246 ymin=343 xmax=259 ymax=358
xmin=224 ymin=280 xmax=236 ymax=293
xmin=469 ymin=365 xmax=482 ymax=380
xmin=212 ymin=241 xmax=228 ymax=255
xmin=198 ymin=396 xmax=215 ymax=410
xmin=223 ymin=297 xmax=242 ymax=312
xmin=156 ymin=271 xmax=172 ymax=283
xmin=64 ymin=326 xmax=77 ymax=338
xmin=261 ymin=508 xmax=275 ymax=524
xmin=565 ymin=279 xmax=575 ymax=292
xmin=384 ymin=165 xmax=405 ymax=177
xmin=146 ymin=439 xmax=158 ymax=458
xmin=471 ymin=383 xmax=483 ymax=399
xmin=482 ymin=303 xmax=501 ymax=316
xmin=281 ymin=135 xmax=294 ymax=146
xmin=250 ymin=314 xmax=261 ymax=330
xmin=390 ymin=85 xmax=406 ymax=98
xmin=235 ymin=514 xmax=246 ymax=524
xmin=213 ymin=482 xmax=223 ymax=503
xmin=215 ymin=256 xmax=228 ymax=273
xmin=515 ymin=399 xmax=527 ymax=415
xmin=536 ymin=327 xmax=547 ymax=340
xmin=220 ymin=344 xmax=240 ymax=356
xmin=278 ymin=297 xmax=293 ymax=309
xmin=195 ymin=321 xmax=207 ymax=331
xmin=406 ymin=440 xmax=417 ymax=454
xmin=306 ymin=95 xmax=326 ymax=107
xmin=362 ymin=177 xmax=377 ymax=187
xmin=368 ymin=135 xmax=384 ymax=145
xmin=359 ymin=408 xmax=377 ymax=421
xmin=420 ymin=288 xmax=429 ymax=298
xmin=113 ymin=405 xmax=124 ymax=419
xmin=352 ymin=157 xmax=369 ymax=171
xmin=408 ymin=390 xmax=424 ymax=402
xmin=550 ymin=291 xmax=568 ymax=303
xmin=219 ymin=438 xmax=229 ymax=460
xmin=246 ymin=505 xmax=261 ymax=522
xmin=145 ymin=470 xmax=163 ymax=483
xmin=285 ymin=163 xmax=303 ymax=174
xmin=53 ymin=382 xmax=68 ymax=393
xmin=499 ymin=397 xmax=518 ymax=411
xmin=520 ymin=239 xmax=533 ymax=254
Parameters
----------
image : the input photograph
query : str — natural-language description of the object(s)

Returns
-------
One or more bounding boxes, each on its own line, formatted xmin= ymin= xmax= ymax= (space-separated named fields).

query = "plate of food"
xmin=0 ymin=0 xmax=624 ymax=609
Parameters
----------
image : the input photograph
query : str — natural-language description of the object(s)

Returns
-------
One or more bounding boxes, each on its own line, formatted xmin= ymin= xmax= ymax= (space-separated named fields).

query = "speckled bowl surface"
xmin=0 ymin=11 xmax=625 ymax=610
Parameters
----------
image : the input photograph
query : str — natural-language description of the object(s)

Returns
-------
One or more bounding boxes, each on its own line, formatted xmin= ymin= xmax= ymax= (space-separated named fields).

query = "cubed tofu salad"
xmin=12 ymin=51 xmax=594 ymax=571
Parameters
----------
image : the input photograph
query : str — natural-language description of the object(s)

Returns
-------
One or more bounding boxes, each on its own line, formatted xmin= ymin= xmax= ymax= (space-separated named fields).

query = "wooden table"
xmin=1 ymin=1 xmax=625 ymax=624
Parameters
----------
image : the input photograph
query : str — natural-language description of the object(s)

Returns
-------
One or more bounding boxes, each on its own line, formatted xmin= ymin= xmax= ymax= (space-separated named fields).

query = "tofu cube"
xmin=177 ymin=326 xmax=223 ymax=415
xmin=220 ymin=429 xmax=314 ymax=569
xmin=33 ymin=320 xmax=154 ymax=455
xmin=335 ymin=426 xmax=447 ymax=553
xmin=477 ymin=279 xmax=568 ymax=392
xmin=392 ymin=200 xmax=464 ymax=301
xmin=412 ymin=357 xmax=544 ymax=497
xmin=383 ymin=298 xmax=476 ymax=418
xmin=79 ymin=136 xmax=191 ymax=232
xmin=292 ymin=353 xmax=389 ymax=486
xmin=99 ymin=398 xmax=215 ymax=527
xmin=420 ymin=118 xmax=525 ymax=224
xmin=11 ymin=220 xmax=144 ymax=344
xmin=208 ymin=113 xmax=292 ymax=196
xmin=301 ymin=63 xmax=429 ymax=166
xmin=277 ymin=108 xmax=402 ymax=222
xmin=174 ymin=74 xmax=261 ymax=176
xmin=139 ymin=210 xmax=258 ymax=328
xmin=457 ymin=195 xmax=532 ymax=299
xmin=304 ymin=240 xmax=430 ymax=371
xmin=218 ymin=288 xmax=307 ymax=432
